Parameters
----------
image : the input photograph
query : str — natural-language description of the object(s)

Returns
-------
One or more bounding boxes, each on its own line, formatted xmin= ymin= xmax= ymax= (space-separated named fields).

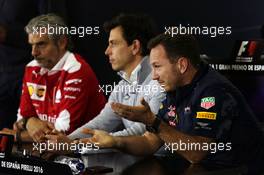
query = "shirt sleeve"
xmin=110 ymin=80 xmax=166 ymax=136
xmin=18 ymin=69 xmax=38 ymax=118
xmin=156 ymin=98 xmax=169 ymax=120
xmin=69 ymin=80 xmax=166 ymax=138
xmin=67 ymin=83 xmax=123 ymax=139
xmin=110 ymin=121 xmax=145 ymax=136
xmin=55 ymin=68 xmax=104 ymax=134
xmin=147 ymin=81 xmax=166 ymax=115
xmin=68 ymin=102 xmax=122 ymax=139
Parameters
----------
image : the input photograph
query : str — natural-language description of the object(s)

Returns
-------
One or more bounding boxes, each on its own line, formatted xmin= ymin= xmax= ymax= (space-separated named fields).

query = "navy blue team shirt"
xmin=157 ymin=62 xmax=264 ymax=168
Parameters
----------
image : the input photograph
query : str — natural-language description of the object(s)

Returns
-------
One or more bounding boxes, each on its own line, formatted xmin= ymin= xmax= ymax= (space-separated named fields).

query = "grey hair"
xmin=25 ymin=13 xmax=73 ymax=50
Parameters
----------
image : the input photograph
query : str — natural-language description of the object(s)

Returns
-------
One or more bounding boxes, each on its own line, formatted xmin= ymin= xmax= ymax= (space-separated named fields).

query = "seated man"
xmin=0 ymin=14 xmax=106 ymax=143
xmin=79 ymin=34 xmax=264 ymax=172
xmin=45 ymin=14 xmax=165 ymax=153
xmin=67 ymin=13 xmax=165 ymax=139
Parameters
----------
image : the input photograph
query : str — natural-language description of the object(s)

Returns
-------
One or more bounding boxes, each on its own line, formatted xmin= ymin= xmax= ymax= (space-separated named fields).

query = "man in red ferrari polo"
xmin=4 ymin=14 xmax=106 ymax=143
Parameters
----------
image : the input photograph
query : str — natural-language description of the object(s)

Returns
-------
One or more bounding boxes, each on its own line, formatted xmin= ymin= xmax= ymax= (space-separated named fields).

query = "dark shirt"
xmin=157 ymin=62 xmax=264 ymax=167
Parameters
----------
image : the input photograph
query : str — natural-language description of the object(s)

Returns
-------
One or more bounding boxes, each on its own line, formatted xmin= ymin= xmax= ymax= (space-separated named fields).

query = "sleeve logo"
xmin=27 ymin=82 xmax=46 ymax=101
xmin=200 ymin=97 xmax=215 ymax=109
xmin=37 ymin=88 xmax=45 ymax=97
xmin=167 ymin=105 xmax=178 ymax=126
xmin=196 ymin=112 xmax=217 ymax=120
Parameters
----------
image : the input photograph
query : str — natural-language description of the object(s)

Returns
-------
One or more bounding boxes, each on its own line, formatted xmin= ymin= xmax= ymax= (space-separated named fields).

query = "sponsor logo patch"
xmin=64 ymin=87 xmax=81 ymax=92
xmin=65 ymin=95 xmax=76 ymax=99
xmin=27 ymin=82 xmax=46 ymax=101
xmin=195 ymin=122 xmax=212 ymax=130
xmin=184 ymin=106 xmax=191 ymax=114
xmin=38 ymin=113 xmax=57 ymax=123
xmin=167 ymin=105 xmax=178 ymax=126
xmin=196 ymin=112 xmax=217 ymax=120
xmin=200 ymin=97 xmax=215 ymax=109
xmin=65 ymin=79 xmax=82 ymax=85
xmin=55 ymin=90 xmax=62 ymax=103
xmin=37 ymin=88 xmax=45 ymax=97
xmin=28 ymin=85 xmax=34 ymax=96
xmin=196 ymin=122 xmax=209 ymax=127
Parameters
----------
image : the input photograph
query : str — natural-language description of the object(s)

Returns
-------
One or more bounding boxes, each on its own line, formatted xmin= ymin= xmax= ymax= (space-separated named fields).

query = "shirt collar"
xmin=39 ymin=51 xmax=70 ymax=75
xmin=118 ymin=56 xmax=148 ymax=85
xmin=167 ymin=61 xmax=209 ymax=105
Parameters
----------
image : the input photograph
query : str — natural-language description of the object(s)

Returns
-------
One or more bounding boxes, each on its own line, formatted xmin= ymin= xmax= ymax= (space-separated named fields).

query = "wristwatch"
xmin=146 ymin=117 xmax=161 ymax=133
xmin=20 ymin=118 xmax=29 ymax=130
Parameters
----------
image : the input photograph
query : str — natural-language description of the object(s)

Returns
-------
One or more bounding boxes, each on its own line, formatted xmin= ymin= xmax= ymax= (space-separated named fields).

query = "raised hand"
xmin=111 ymin=98 xmax=155 ymax=125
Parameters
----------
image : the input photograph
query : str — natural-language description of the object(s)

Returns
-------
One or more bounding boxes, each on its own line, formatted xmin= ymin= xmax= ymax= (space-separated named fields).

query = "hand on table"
xmin=79 ymin=128 xmax=117 ymax=149
xmin=45 ymin=131 xmax=72 ymax=145
xmin=13 ymin=119 xmax=27 ymax=131
xmin=44 ymin=131 xmax=73 ymax=154
xmin=26 ymin=117 xmax=55 ymax=143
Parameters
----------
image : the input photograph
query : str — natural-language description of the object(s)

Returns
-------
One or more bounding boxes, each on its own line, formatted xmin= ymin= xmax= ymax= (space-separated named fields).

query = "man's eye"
xmin=37 ymin=42 xmax=46 ymax=48
xmin=109 ymin=41 xmax=119 ymax=47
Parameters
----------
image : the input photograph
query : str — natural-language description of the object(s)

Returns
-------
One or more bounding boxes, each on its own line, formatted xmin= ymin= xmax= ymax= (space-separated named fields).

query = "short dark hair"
xmin=103 ymin=13 xmax=156 ymax=56
xmin=148 ymin=34 xmax=201 ymax=68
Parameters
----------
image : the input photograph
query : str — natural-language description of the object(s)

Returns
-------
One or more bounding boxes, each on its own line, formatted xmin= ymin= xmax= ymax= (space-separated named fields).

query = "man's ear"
xmin=177 ymin=57 xmax=188 ymax=74
xmin=131 ymin=39 xmax=141 ymax=55
xmin=58 ymin=36 xmax=68 ymax=50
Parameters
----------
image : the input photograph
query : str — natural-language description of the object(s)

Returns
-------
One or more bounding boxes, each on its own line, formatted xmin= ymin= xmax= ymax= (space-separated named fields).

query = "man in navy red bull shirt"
xmin=82 ymin=34 xmax=264 ymax=174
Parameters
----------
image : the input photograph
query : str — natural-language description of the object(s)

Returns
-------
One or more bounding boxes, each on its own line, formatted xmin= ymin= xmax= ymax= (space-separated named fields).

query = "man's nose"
xmin=105 ymin=46 xmax=111 ymax=56
xmin=31 ymin=45 xmax=40 ymax=57
xmin=152 ymin=70 xmax=159 ymax=80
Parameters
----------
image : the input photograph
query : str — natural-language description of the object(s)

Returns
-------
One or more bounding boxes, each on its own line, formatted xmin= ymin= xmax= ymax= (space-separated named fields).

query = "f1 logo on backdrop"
xmin=237 ymin=41 xmax=257 ymax=57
